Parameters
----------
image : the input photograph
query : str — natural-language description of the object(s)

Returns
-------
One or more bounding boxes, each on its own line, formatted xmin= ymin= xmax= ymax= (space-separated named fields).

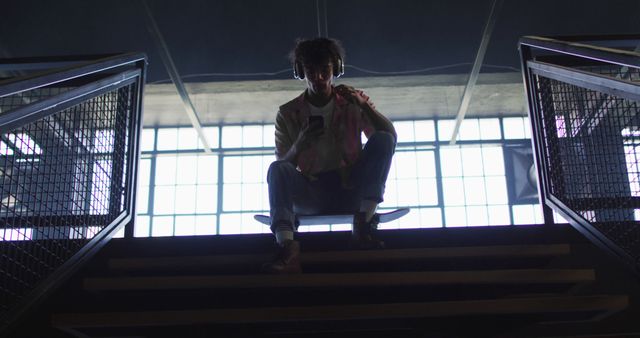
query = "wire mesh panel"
xmin=0 ymin=87 xmax=71 ymax=114
xmin=0 ymin=54 xmax=144 ymax=330
xmin=521 ymin=36 xmax=640 ymax=272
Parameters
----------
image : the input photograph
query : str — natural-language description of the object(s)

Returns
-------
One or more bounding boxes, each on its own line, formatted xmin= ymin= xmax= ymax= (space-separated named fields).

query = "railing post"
xmin=520 ymin=42 xmax=555 ymax=226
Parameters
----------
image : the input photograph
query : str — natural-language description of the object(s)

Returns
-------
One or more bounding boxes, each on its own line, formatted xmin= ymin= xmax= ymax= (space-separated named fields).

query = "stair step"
xmin=84 ymin=269 xmax=594 ymax=291
xmin=107 ymin=244 xmax=572 ymax=271
xmin=52 ymin=295 xmax=628 ymax=329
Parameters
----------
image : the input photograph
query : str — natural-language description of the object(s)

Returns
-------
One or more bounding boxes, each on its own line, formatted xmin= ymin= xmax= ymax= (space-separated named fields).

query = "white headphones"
xmin=293 ymin=56 xmax=345 ymax=80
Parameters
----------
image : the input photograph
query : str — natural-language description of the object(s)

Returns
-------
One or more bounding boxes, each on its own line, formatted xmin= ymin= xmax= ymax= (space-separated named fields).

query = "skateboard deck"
xmin=254 ymin=208 xmax=410 ymax=226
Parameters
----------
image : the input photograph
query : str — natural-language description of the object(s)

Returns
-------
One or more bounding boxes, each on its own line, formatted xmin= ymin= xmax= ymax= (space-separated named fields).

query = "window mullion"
xmin=216 ymin=126 xmax=224 ymax=235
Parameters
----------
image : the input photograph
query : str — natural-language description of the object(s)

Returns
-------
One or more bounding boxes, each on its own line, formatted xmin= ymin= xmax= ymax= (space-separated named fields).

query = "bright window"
xmin=136 ymin=118 xmax=542 ymax=236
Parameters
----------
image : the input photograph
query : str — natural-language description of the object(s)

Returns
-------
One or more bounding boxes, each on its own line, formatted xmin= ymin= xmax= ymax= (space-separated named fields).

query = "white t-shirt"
xmin=308 ymin=98 xmax=341 ymax=173
xmin=308 ymin=98 xmax=334 ymax=126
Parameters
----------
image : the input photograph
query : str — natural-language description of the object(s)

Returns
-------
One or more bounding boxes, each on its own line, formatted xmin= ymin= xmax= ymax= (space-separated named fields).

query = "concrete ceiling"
xmin=5 ymin=0 xmax=638 ymax=83
xmin=143 ymin=72 xmax=526 ymax=127
xmin=4 ymin=1 xmax=636 ymax=127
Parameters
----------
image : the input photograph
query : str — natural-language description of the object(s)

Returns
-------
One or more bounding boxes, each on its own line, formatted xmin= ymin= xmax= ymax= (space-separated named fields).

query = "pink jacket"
xmin=275 ymin=91 xmax=375 ymax=176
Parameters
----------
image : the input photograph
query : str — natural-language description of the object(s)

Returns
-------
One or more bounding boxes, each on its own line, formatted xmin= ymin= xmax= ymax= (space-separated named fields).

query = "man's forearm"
xmin=280 ymin=143 xmax=300 ymax=164
xmin=362 ymin=104 xmax=397 ymax=141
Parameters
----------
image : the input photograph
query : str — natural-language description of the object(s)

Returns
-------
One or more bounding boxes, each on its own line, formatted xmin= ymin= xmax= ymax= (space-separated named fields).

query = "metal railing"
xmin=0 ymin=53 xmax=146 ymax=333
xmin=520 ymin=35 xmax=640 ymax=275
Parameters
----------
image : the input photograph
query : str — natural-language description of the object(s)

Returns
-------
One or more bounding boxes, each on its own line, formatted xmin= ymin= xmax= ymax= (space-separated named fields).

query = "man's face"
xmin=303 ymin=62 xmax=334 ymax=98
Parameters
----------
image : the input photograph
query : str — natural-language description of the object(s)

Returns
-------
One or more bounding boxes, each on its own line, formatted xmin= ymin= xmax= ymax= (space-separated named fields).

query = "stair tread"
xmin=84 ymin=268 xmax=595 ymax=290
xmin=52 ymin=294 xmax=629 ymax=328
xmin=107 ymin=244 xmax=572 ymax=270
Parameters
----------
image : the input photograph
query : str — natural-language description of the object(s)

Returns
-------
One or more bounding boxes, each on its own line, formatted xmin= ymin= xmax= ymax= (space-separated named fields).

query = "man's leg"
xmin=351 ymin=131 xmax=396 ymax=247
xmin=354 ymin=131 xmax=396 ymax=214
xmin=264 ymin=160 xmax=316 ymax=273
xmin=267 ymin=160 xmax=306 ymax=244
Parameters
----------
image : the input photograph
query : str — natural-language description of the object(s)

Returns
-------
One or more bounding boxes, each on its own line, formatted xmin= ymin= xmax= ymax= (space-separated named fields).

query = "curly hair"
xmin=289 ymin=37 xmax=345 ymax=69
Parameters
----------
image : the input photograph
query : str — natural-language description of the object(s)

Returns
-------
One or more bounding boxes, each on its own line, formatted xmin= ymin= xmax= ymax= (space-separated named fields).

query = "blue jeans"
xmin=267 ymin=131 xmax=395 ymax=232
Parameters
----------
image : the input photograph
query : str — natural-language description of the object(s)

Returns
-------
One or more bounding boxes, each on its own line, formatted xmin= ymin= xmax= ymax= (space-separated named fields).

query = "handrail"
xmin=519 ymin=36 xmax=640 ymax=69
xmin=0 ymin=52 xmax=146 ymax=98
xmin=0 ymin=69 xmax=140 ymax=133
xmin=526 ymin=61 xmax=640 ymax=102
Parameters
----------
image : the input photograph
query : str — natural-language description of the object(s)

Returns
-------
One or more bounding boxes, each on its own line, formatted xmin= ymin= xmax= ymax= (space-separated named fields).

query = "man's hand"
xmin=294 ymin=123 xmax=324 ymax=152
xmin=334 ymin=84 xmax=373 ymax=109
xmin=334 ymin=84 xmax=397 ymax=142
xmin=281 ymin=120 xmax=324 ymax=164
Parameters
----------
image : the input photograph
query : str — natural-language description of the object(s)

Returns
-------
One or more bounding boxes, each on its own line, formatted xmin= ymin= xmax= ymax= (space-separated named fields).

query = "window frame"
xmin=136 ymin=117 xmax=542 ymax=237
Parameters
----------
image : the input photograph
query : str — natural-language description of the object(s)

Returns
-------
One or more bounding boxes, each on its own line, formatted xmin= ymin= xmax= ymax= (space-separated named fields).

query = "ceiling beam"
xmin=140 ymin=0 xmax=212 ymax=153
xmin=142 ymin=73 xmax=526 ymax=127
xmin=449 ymin=0 xmax=503 ymax=145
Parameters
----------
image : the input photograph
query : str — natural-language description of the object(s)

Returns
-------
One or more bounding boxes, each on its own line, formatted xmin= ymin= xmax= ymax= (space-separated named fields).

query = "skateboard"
xmin=254 ymin=208 xmax=410 ymax=226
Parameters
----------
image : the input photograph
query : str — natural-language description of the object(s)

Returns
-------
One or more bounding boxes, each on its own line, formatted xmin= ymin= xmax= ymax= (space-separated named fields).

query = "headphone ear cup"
xmin=294 ymin=62 xmax=305 ymax=80
xmin=335 ymin=57 xmax=344 ymax=78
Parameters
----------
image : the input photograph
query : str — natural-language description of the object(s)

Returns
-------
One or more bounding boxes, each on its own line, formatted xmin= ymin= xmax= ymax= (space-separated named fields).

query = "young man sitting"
xmin=263 ymin=37 xmax=397 ymax=273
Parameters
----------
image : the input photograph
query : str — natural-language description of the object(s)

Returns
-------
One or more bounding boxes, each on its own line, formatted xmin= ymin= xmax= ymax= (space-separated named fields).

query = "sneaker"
xmin=261 ymin=240 xmax=302 ymax=274
xmin=351 ymin=212 xmax=385 ymax=250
